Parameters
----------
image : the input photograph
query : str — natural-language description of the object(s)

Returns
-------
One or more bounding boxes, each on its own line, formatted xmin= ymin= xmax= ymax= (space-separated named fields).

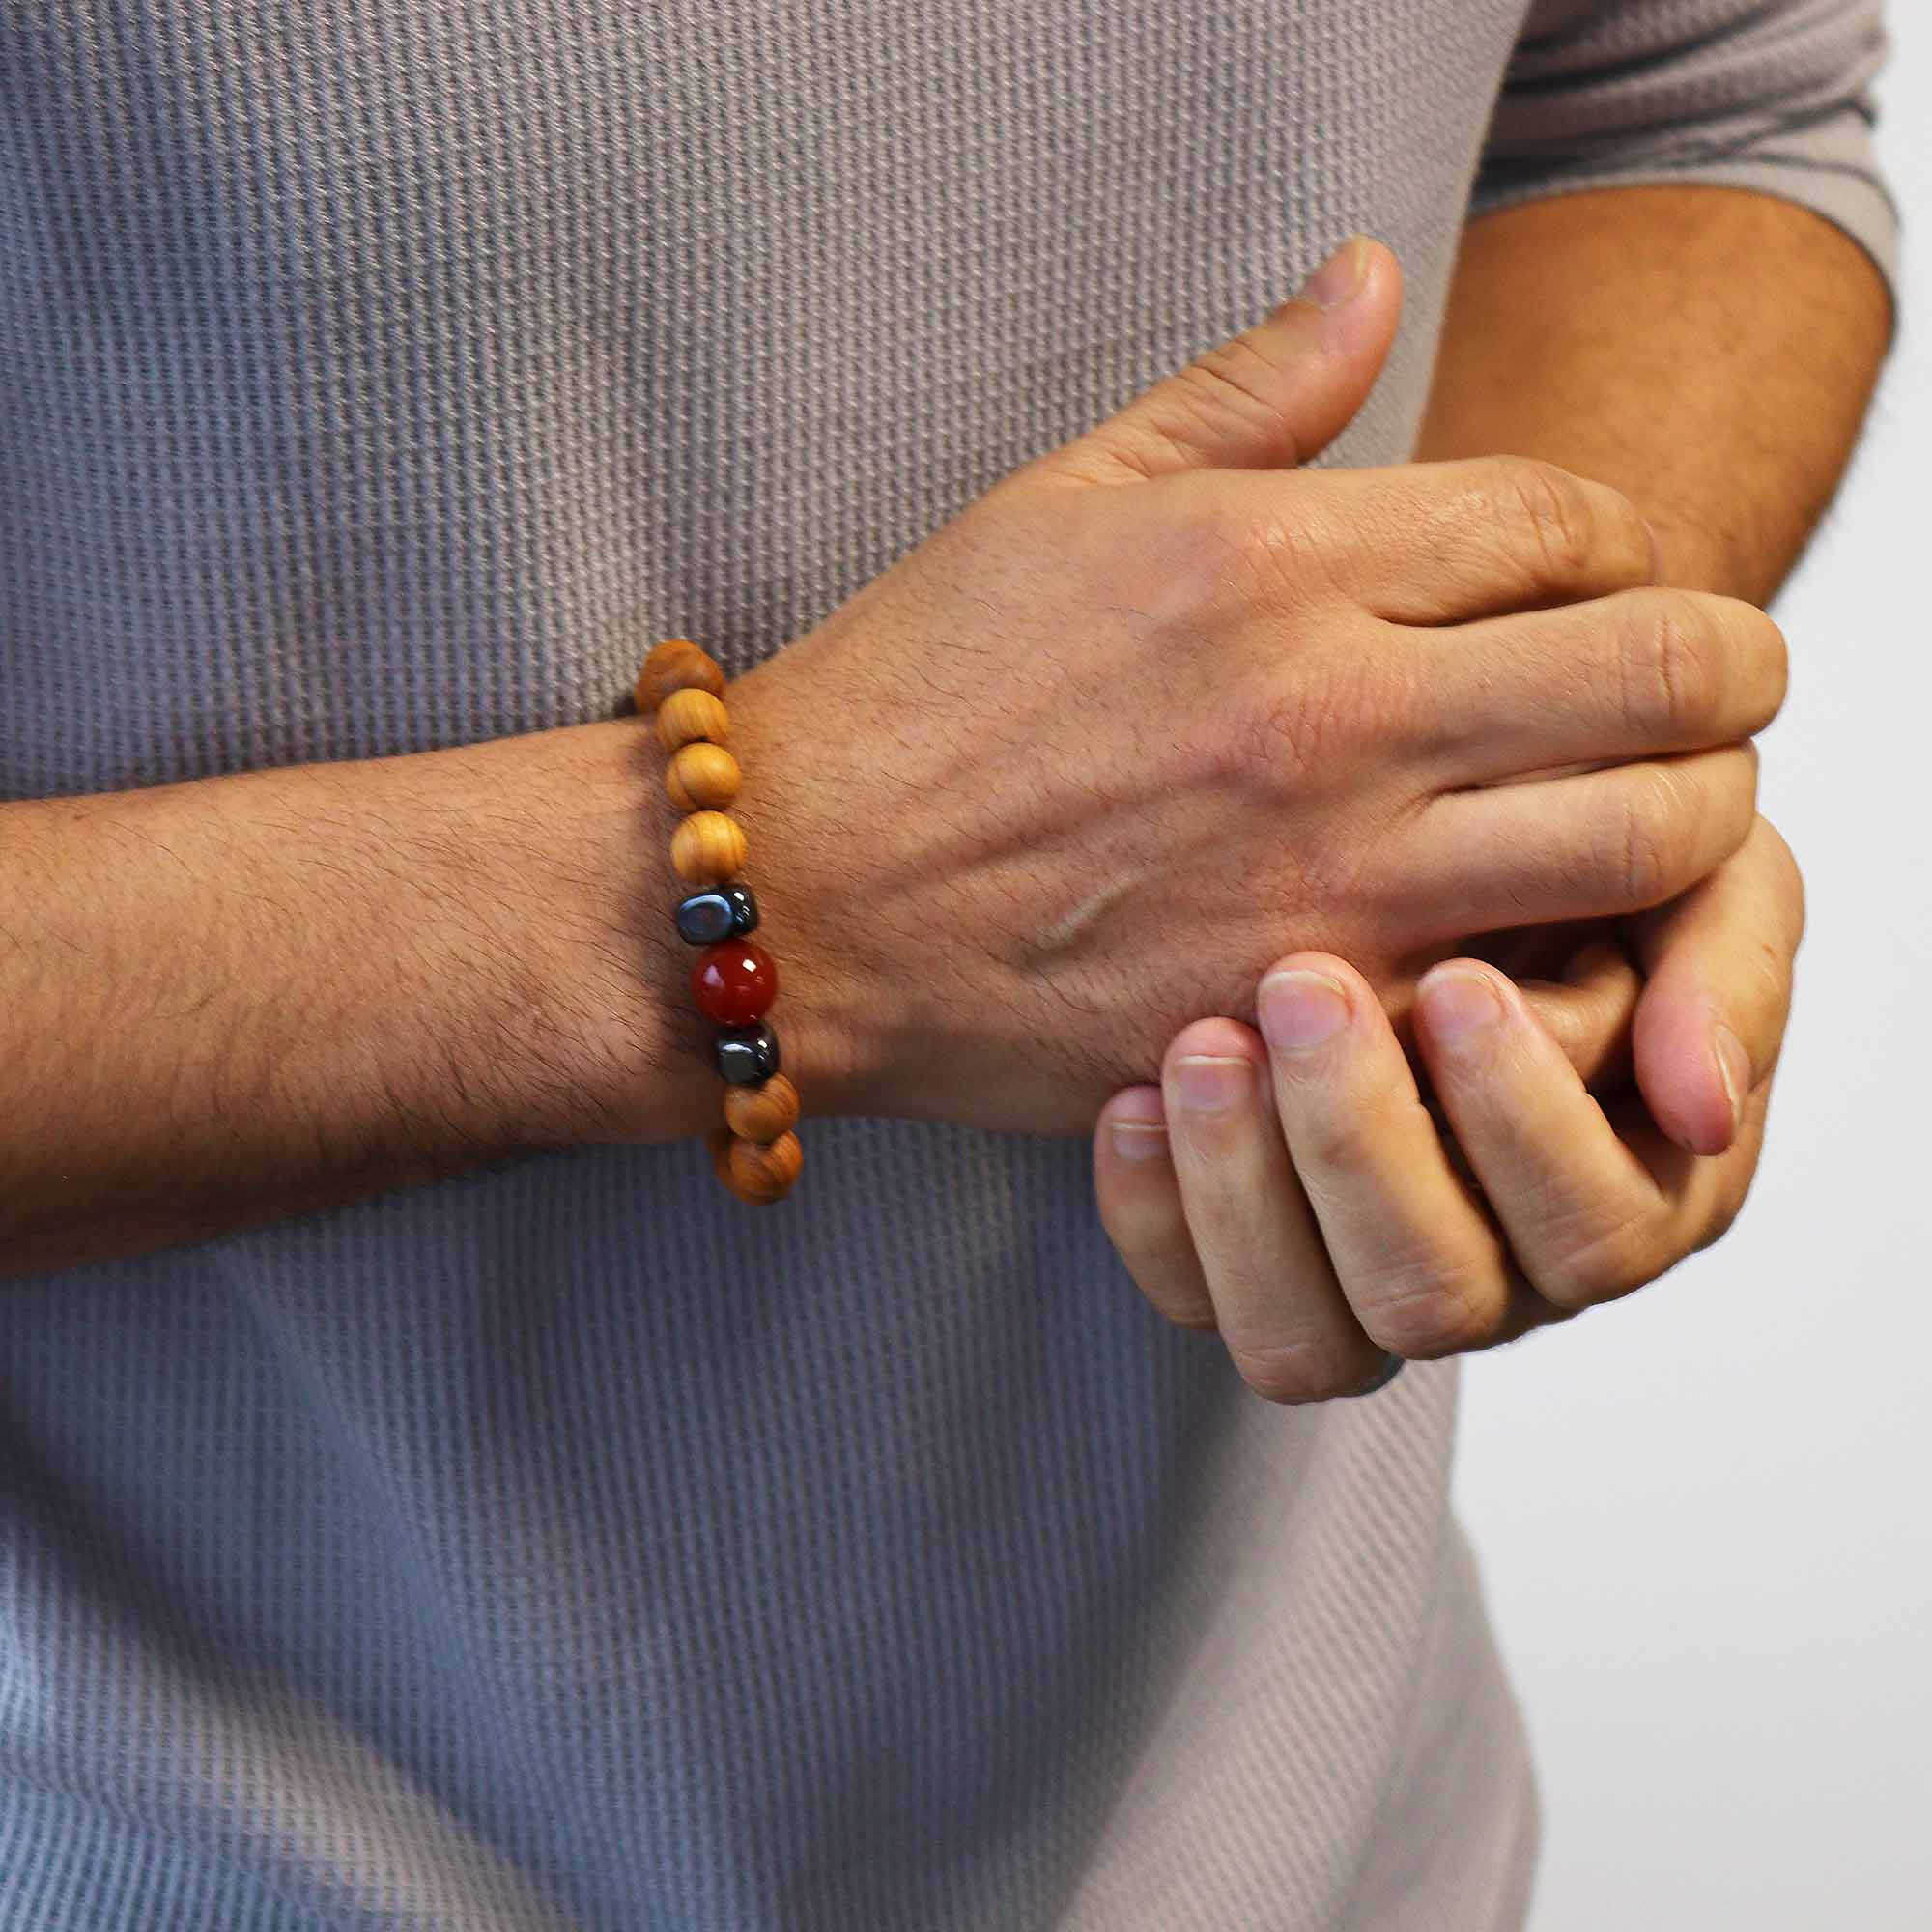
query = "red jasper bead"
xmin=692 ymin=940 xmax=778 ymax=1027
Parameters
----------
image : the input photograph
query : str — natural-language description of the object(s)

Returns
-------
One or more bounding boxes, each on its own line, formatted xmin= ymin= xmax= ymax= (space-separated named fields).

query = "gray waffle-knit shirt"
xmin=0 ymin=2 xmax=1898 ymax=1927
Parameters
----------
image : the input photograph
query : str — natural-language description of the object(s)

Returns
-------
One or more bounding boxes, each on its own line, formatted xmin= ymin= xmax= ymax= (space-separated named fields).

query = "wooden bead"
xmin=665 ymin=740 xmax=742 ymax=812
xmin=635 ymin=640 xmax=725 ymax=714
xmin=656 ymin=687 xmax=730 ymax=753
xmin=723 ymin=1072 xmax=799 ymax=1144
xmin=724 ymin=1130 xmax=803 ymax=1205
xmin=670 ymin=810 xmax=747 ymax=883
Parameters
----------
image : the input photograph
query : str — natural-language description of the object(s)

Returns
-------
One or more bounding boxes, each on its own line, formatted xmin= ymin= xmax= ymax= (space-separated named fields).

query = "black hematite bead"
xmin=674 ymin=884 xmax=758 ymax=946
xmin=715 ymin=1021 xmax=781 ymax=1086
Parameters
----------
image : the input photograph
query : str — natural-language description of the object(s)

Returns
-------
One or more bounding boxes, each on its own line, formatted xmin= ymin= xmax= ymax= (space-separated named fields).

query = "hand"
xmin=1092 ymin=814 xmax=1804 ymax=1400
xmin=724 ymin=238 xmax=1785 ymax=1134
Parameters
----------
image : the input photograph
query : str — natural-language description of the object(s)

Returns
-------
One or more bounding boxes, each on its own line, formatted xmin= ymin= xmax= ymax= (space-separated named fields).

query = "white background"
xmin=1454 ymin=12 xmax=1932 ymax=1928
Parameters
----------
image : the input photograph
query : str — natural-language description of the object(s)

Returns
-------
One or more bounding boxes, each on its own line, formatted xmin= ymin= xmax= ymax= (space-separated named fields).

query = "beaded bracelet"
xmin=635 ymin=639 xmax=804 ymax=1206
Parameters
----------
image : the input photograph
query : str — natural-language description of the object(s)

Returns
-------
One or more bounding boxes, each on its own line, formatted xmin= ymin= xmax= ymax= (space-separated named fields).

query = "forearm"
xmin=1414 ymin=185 xmax=1893 ymax=602
xmin=0 ymin=720 xmax=722 ymax=1276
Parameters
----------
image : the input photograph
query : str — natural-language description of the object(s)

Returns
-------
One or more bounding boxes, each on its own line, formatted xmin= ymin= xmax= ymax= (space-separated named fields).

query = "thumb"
xmin=1044 ymin=236 xmax=1402 ymax=486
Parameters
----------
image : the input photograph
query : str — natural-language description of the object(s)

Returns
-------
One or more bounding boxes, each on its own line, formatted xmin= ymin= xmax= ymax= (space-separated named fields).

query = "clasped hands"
xmin=733 ymin=237 xmax=1800 ymax=1402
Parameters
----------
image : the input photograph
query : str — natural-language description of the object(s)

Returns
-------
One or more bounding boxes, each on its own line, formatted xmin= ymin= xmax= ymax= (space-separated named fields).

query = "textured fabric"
xmin=0 ymin=3 xmax=1894 ymax=1927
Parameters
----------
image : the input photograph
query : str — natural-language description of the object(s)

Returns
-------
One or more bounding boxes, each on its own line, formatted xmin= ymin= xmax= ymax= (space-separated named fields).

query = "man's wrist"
xmin=696 ymin=656 xmax=895 ymax=1125
xmin=560 ymin=698 xmax=880 ymax=1146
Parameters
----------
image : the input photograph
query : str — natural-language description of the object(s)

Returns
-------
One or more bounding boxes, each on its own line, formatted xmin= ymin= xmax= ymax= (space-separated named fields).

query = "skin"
xmin=1094 ymin=187 xmax=1893 ymax=1400
xmin=722 ymin=274 xmax=1774 ymax=1137
xmin=0 ymin=213 xmax=1839 ymax=1284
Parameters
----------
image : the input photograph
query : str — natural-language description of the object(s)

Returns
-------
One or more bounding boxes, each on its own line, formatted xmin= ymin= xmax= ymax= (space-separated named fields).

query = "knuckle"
xmin=1352 ymin=1250 xmax=1504 ymax=1358
xmin=1491 ymin=456 xmax=1597 ymax=583
xmin=1742 ymin=602 xmax=1791 ymax=725
xmin=1292 ymin=1102 xmax=1391 ymax=1175
xmin=1096 ymin=1177 xmax=1181 ymax=1260
xmin=1605 ymin=767 xmax=1681 ymax=908
xmin=1711 ymin=742 xmax=1761 ymax=838
xmin=1164 ymin=334 xmax=1298 ymax=453
xmin=1169 ymin=1306 xmax=1222 ymax=1332
xmin=1124 ymin=1264 xmax=1221 ymax=1330
xmin=1603 ymin=484 xmax=1660 ymax=582
xmin=1737 ymin=738 xmax=1762 ymax=809
xmin=1538 ymin=1209 xmax=1654 ymax=1309
xmin=1229 ymin=1337 xmax=1371 ymax=1406
xmin=1619 ymin=591 xmax=1718 ymax=742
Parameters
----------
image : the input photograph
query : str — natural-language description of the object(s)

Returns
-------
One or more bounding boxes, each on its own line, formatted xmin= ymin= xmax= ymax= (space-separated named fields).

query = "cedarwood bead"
xmin=657 ymin=687 xmax=730 ymax=753
xmin=638 ymin=639 xmax=802 ymax=1206
xmin=635 ymin=639 xmax=725 ymax=713
xmin=724 ymin=1130 xmax=803 ymax=1205
xmin=665 ymin=740 xmax=742 ymax=812
xmin=670 ymin=810 xmax=747 ymax=884
xmin=723 ymin=1072 xmax=799 ymax=1144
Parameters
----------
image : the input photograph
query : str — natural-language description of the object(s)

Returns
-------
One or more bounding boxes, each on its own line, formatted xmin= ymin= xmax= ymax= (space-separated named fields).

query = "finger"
xmin=1037 ymin=237 xmax=1404 ymax=486
xmin=1414 ymin=587 xmax=1788 ymax=790
xmin=1462 ymin=920 xmax=1605 ymax=983
xmin=1512 ymin=936 xmax=1642 ymax=1093
xmin=1257 ymin=956 xmax=1532 ymax=1360
xmin=1280 ymin=456 xmax=1660 ymax=623
xmin=1094 ymin=1088 xmax=1219 ymax=1330
xmin=1159 ymin=1017 xmax=1388 ymax=1403
xmin=1413 ymin=958 xmax=1733 ymax=1312
xmin=1396 ymin=935 xmax=1639 ymax=1098
xmin=1621 ymin=814 xmax=1804 ymax=1156
xmin=1402 ymin=742 xmax=1759 ymax=941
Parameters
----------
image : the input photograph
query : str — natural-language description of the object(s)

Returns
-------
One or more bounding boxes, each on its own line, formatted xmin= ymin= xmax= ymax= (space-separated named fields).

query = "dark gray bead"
xmin=715 ymin=1022 xmax=781 ymax=1085
xmin=674 ymin=885 xmax=758 ymax=946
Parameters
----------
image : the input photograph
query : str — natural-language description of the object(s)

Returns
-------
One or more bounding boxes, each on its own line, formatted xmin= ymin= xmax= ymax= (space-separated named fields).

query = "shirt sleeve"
xmin=1474 ymin=0 xmax=1899 ymax=293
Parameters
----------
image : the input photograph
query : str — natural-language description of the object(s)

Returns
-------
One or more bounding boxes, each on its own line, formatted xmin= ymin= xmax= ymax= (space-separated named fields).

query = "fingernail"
xmin=1110 ymin=1119 xmax=1171 ymax=1164
xmin=1174 ymin=1054 xmax=1253 ymax=1113
xmin=1291 ymin=236 xmax=1369 ymax=314
xmin=1422 ymin=966 xmax=1503 ymax=1043
xmin=1258 ymin=969 xmax=1350 ymax=1052
xmin=1714 ymin=1025 xmax=1749 ymax=1133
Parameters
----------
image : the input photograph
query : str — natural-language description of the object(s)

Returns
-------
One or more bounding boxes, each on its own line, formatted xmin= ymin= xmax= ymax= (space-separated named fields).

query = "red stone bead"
xmin=692 ymin=940 xmax=778 ymax=1027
